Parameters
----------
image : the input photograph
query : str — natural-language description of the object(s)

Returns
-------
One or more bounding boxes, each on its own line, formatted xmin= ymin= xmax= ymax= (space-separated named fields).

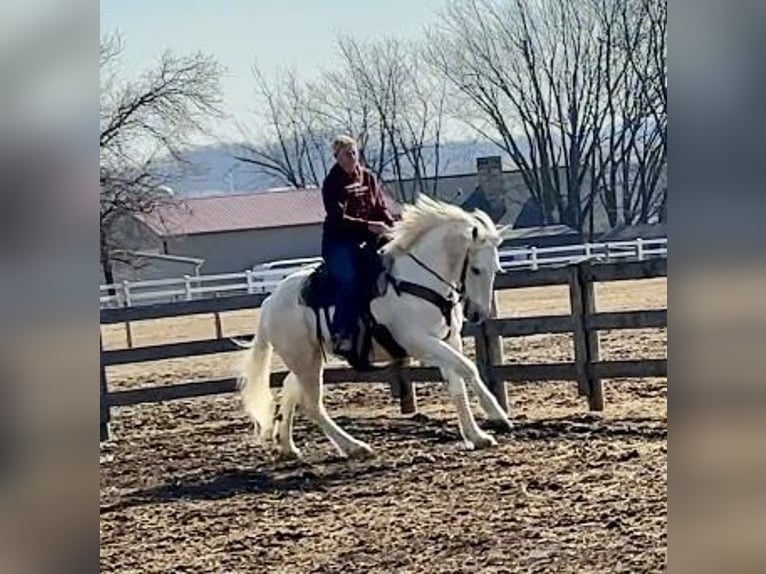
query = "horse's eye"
xmin=471 ymin=266 xmax=481 ymax=275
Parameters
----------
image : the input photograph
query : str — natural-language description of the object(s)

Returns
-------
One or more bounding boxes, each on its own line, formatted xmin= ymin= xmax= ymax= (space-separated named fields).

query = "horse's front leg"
xmin=441 ymin=367 xmax=497 ymax=449
xmin=446 ymin=334 xmax=512 ymax=429
xmin=403 ymin=335 xmax=500 ymax=449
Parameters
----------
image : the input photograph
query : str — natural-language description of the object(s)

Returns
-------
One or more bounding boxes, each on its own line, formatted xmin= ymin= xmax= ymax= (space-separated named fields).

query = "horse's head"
xmin=460 ymin=217 xmax=511 ymax=324
xmin=382 ymin=195 xmax=512 ymax=325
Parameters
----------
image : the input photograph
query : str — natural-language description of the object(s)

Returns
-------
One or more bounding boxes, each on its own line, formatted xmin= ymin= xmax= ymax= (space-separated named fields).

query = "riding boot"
xmin=332 ymin=331 xmax=354 ymax=354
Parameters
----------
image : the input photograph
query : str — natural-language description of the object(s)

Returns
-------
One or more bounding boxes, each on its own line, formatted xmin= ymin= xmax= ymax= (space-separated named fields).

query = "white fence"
xmin=100 ymin=237 xmax=667 ymax=308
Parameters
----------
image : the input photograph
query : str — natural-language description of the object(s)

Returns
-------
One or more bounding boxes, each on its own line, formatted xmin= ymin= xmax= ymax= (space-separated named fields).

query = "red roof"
xmin=140 ymin=185 xmax=402 ymax=237
xmin=139 ymin=187 xmax=327 ymax=236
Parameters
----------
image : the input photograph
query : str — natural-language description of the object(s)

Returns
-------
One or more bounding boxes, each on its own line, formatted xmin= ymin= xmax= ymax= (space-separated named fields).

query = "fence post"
xmin=213 ymin=293 xmax=223 ymax=339
xmin=390 ymin=364 xmax=417 ymax=414
xmin=184 ymin=275 xmax=193 ymax=301
xmin=120 ymin=281 xmax=134 ymax=348
xmin=568 ymin=262 xmax=604 ymax=411
xmin=476 ymin=293 xmax=508 ymax=413
xmin=121 ymin=280 xmax=131 ymax=307
xmin=214 ymin=313 xmax=223 ymax=339
xmin=100 ymin=335 xmax=111 ymax=442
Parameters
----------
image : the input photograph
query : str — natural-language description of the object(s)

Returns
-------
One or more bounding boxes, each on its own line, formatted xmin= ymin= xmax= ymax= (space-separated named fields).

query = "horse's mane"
xmin=383 ymin=194 xmax=499 ymax=254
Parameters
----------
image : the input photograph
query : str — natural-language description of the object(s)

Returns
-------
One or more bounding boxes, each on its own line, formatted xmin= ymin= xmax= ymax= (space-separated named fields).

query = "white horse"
xmin=237 ymin=195 xmax=514 ymax=459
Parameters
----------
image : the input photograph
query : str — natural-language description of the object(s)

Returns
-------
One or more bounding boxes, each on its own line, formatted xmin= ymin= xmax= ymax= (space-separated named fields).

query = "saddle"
xmin=298 ymin=250 xmax=408 ymax=371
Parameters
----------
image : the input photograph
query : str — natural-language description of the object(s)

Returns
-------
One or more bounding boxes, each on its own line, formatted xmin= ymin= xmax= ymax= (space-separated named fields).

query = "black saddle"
xmin=298 ymin=251 xmax=407 ymax=370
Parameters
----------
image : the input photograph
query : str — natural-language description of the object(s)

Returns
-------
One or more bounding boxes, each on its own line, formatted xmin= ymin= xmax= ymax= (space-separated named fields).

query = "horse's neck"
xmin=394 ymin=226 xmax=463 ymax=286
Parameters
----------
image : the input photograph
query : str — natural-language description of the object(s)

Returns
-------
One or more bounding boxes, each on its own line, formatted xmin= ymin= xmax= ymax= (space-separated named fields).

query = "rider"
xmin=321 ymin=135 xmax=394 ymax=356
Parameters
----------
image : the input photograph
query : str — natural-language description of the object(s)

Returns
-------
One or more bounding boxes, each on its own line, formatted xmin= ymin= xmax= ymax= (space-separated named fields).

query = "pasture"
xmin=100 ymin=278 xmax=667 ymax=572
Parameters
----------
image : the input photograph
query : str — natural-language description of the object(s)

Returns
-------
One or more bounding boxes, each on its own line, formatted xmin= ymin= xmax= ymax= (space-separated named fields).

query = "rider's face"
xmin=336 ymin=145 xmax=359 ymax=174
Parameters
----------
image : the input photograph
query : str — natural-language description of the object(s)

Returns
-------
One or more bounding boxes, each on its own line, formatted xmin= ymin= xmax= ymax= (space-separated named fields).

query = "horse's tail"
xmin=238 ymin=309 xmax=275 ymax=443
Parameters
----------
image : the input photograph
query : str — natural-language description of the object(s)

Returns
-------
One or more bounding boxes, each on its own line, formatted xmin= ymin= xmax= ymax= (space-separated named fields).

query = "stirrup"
xmin=344 ymin=353 xmax=376 ymax=372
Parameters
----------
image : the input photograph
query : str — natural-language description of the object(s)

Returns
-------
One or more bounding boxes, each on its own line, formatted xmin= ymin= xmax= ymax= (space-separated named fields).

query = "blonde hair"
xmin=332 ymin=134 xmax=357 ymax=157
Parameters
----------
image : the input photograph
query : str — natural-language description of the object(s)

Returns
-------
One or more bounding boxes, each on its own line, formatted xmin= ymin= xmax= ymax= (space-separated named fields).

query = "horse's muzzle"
xmin=464 ymin=301 xmax=488 ymax=324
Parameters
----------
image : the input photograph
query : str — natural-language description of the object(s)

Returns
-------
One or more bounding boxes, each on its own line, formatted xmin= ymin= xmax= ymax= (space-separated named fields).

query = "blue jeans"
xmin=323 ymin=239 xmax=361 ymax=339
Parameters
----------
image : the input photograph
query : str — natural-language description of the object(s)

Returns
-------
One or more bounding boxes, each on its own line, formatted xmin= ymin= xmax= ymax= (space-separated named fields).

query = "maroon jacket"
xmin=321 ymin=163 xmax=394 ymax=244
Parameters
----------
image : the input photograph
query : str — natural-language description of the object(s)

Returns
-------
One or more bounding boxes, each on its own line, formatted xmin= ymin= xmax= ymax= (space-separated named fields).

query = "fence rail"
xmin=100 ymin=237 xmax=667 ymax=308
xmin=100 ymin=258 xmax=668 ymax=442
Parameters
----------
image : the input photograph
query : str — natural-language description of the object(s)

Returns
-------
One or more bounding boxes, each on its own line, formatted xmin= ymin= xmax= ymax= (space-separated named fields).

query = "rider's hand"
xmin=368 ymin=221 xmax=393 ymax=236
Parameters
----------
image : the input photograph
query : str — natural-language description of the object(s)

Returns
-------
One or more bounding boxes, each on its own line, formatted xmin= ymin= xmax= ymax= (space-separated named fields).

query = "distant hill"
xmin=158 ymin=139 xmax=515 ymax=197
xmin=157 ymin=143 xmax=283 ymax=197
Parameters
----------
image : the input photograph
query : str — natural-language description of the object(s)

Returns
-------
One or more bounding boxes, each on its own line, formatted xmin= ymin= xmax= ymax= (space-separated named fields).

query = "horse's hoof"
xmin=345 ymin=443 xmax=375 ymax=459
xmin=277 ymin=448 xmax=302 ymax=461
xmin=485 ymin=418 xmax=513 ymax=433
xmin=466 ymin=433 xmax=497 ymax=450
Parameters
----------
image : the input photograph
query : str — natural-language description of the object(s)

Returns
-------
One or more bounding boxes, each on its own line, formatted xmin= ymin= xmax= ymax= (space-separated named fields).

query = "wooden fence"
xmin=99 ymin=259 xmax=667 ymax=441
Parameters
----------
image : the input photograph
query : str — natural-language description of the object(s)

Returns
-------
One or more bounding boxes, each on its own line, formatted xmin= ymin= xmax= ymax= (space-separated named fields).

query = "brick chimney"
xmin=476 ymin=156 xmax=507 ymax=222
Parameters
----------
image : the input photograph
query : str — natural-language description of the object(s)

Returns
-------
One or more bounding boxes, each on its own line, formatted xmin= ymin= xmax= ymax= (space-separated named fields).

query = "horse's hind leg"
xmin=293 ymin=361 xmax=373 ymax=459
xmin=274 ymin=372 xmax=301 ymax=459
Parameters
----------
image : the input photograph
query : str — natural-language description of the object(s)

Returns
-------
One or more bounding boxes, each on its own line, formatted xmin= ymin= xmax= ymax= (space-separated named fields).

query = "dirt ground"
xmin=100 ymin=279 xmax=667 ymax=573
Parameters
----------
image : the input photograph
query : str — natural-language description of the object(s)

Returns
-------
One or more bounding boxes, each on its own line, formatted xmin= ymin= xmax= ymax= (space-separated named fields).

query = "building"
xmin=103 ymin=188 xmax=324 ymax=281
xmin=105 ymin=186 xmax=400 ymax=282
xmin=104 ymin=155 xmax=662 ymax=283
xmin=500 ymin=225 xmax=582 ymax=250
xmin=107 ymin=251 xmax=205 ymax=283
xmin=395 ymin=156 xmax=616 ymax=234
xmin=598 ymin=221 xmax=667 ymax=242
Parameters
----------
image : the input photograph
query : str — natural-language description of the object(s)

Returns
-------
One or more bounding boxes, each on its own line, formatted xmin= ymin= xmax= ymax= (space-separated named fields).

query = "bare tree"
xmin=589 ymin=0 xmax=667 ymax=230
xmin=235 ymin=67 xmax=332 ymax=188
xmin=100 ymin=32 xmax=224 ymax=285
xmin=309 ymin=66 xmax=381 ymax=173
xmin=394 ymin=41 xmax=449 ymax=199
xmin=235 ymin=37 xmax=449 ymax=204
xmin=622 ymin=0 xmax=667 ymax=224
xmin=334 ymin=36 xmax=448 ymax=202
xmin=427 ymin=0 xmax=607 ymax=228
xmin=588 ymin=0 xmax=640 ymax=232
xmin=427 ymin=0 xmax=667 ymax=234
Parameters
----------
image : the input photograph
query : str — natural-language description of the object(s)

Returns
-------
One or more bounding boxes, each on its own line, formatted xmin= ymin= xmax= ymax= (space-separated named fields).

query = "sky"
xmin=100 ymin=0 xmax=450 ymax=145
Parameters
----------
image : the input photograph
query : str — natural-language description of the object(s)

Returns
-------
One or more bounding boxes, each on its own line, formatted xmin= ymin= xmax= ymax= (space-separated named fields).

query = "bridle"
xmin=403 ymin=219 xmax=491 ymax=303
xmin=405 ymin=251 xmax=471 ymax=301
xmin=385 ymin=247 xmax=473 ymax=340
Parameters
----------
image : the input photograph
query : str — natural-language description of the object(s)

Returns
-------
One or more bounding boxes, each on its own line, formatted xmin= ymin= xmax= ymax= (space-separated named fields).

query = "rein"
xmin=385 ymin=249 xmax=472 ymax=339
xmin=406 ymin=252 xmax=464 ymax=298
